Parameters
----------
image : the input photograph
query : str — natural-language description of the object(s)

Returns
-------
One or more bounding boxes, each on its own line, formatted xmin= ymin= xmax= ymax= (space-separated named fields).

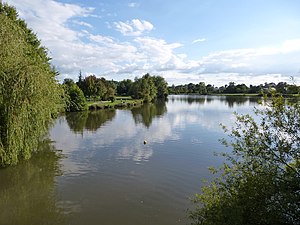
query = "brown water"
xmin=0 ymin=95 xmax=260 ymax=225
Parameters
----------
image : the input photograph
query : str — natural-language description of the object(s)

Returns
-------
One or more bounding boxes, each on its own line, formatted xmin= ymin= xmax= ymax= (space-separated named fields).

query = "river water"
xmin=0 ymin=95 xmax=260 ymax=225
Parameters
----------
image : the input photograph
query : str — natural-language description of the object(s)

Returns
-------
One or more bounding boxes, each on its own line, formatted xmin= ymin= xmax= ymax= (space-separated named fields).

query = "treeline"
xmin=62 ymin=73 xmax=168 ymax=112
xmin=169 ymin=81 xmax=300 ymax=95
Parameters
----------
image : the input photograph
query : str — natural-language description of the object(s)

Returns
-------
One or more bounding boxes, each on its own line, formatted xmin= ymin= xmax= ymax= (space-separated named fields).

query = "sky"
xmin=5 ymin=0 xmax=300 ymax=86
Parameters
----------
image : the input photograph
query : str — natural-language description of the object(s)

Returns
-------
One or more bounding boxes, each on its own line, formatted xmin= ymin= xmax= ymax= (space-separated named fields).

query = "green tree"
xmin=81 ymin=75 xmax=98 ymax=100
xmin=76 ymin=70 xmax=83 ymax=90
xmin=63 ymin=79 xmax=87 ymax=112
xmin=95 ymin=78 xmax=107 ymax=100
xmin=102 ymin=79 xmax=116 ymax=102
xmin=153 ymin=76 xmax=168 ymax=99
xmin=0 ymin=3 xmax=62 ymax=167
xmin=130 ymin=74 xmax=158 ymax=102
xmin=189 ymin=95 xmax=300 ymax=225
xmin=117 ymin=79 xmax=132 ymax=96
xmin=198 ymin=82 xmax=207 ymax=95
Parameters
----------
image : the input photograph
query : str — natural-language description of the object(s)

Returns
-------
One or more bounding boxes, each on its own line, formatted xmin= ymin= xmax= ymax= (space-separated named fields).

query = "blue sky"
xmin=6 ymin=0 xmax=300 ymax=85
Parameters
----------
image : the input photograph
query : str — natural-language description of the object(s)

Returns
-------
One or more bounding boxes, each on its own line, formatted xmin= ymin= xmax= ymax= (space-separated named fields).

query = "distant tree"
xmin=276 ymin=82 xmax=288 ymax=94
xmin=235 ymin=83 xmax=249 ymax=93
xmin=224 ymin=82 xmax=236 ymax=93
xmin=287 ymin=85 xmax=299 ymax=94
xmin=187 ymin=83 xmax=196 ymax=93
xmin=130 ymin=74 xmax=157 ymax=102
xmin=168 ymin=84 xmax=177 ymax=94
xmin=81 ymin=75 xmax=98 ymax=100
xmin=248 ymin=84 xmax=261 ymax=94
xmin=153 ymin=76 xmax=168 ymax=99
xmin=77 ymin=70 xmax=83 ymax=89
xmin=95 ymin=78 xmax=107 ymax=100
xmin=63 ymin=79 xmax=87 ymax=112
xmin=102 ymin=80 xmax=116 ymax=102
xmin=198 ymin=82 xmax=207 ymax=95
xmin=117 ymin=79 xmax=132 ymax=96
xmin=206 ymin=84 xmax=215 ymax=94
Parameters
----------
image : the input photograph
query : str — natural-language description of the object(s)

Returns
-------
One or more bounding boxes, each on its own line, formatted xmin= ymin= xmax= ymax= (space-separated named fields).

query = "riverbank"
xmin=87 ymin=96 xmax=143 ymax=110
xmin=171 ymin=93 xmax=300 ymax=97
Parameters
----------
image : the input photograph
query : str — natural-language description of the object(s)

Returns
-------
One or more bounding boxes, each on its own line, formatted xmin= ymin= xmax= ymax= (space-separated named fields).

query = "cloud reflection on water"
xmin=50 ymin=95 xmax=259 ymax=171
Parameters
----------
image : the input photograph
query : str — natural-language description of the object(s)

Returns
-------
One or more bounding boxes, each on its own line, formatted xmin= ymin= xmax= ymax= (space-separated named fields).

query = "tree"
xmin=189 ymin=95 xmax=300 ymax=225
xmin=63 ymin=79 xmax=87 ymax=112
xmin=130 ymin=74 xmax=157 ymax=102
xmin=76 ymin=70 xmax=83 ymax=90
xmin=198 ymin=82 xmax=207 ymax=95
xmin=153 ymin=76 xmax=168 ymax=99
xmin=81 ymin=75 xmax=98 ymax=100
xmin=103 ymin=80 xmax=116 ymax=102
xmin=0 ymin=3 xmax=62 ymax=166
xmin=95 ymin=78 xmax=107 ymax=100
xmin=117 ymin=79 xmax=132 ymax=96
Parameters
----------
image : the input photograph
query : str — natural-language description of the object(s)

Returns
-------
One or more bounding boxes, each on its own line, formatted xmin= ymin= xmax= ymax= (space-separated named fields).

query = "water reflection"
xmin=221 ymin=96 xmax=248 ymax=108
xmin=66 ymin=109 xmax=116 ymax=133
xmin=0 ymin=139 xmax=65 ymax=225
xmin=169 ymin=95 xmax=260 ymax=108
xmin=0 ymin=96 xmax=264 ymax=225
xmin=131 ymin=101 xmax=167 ymax=128
xmin=47 ymin=95 xmax=261 ymax=225
xmin=169 ymin=95 xmax=207 ymax=105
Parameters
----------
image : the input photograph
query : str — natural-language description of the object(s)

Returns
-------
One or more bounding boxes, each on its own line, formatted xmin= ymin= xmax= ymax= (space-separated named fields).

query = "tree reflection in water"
xmin=0 ymin=139 xmax=65 ymax=225
xmin=131 ymin=101 xmax=167 ymax=128
xmin=66 ymin=109 xmax=116 ymax=133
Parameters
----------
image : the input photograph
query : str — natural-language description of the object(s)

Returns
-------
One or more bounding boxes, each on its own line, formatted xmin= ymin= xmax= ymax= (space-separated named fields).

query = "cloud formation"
xmin=7 ymin=0 xmax=300 ymax=85
xmin=113 ymin=19 xmax=154 ymax=36
xmin=128 ymin=2 xmax=140 ymax=8
xmin=192 ymin=38 xmax=206 ymax=44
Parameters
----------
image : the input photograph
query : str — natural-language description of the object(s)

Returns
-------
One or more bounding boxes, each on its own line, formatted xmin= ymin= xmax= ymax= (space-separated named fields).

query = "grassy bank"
xmin=214 ymin=93 xmax=261 ymax=97
xmin=87 ymin=96 xmax=143 ymax=110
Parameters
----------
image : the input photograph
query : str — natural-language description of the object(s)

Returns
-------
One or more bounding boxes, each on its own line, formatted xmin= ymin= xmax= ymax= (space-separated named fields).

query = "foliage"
xmin=80 ymin=75 xmax=98 ymax=99
xmin=169 ymin=81 xmax=300 ymax=95
xmin=78 ymin=75 xmax=116 ymax=101
xmin=189 ymin=95 xmax=300 ymax=225
xmin=63 ymin=79 xmax=87 ymax=112
xmin=0 ymin=3 xmax=62 ymax=167
xmin=117 ymin=79 xmax=132 ymax=96
xmin=153 ymin=75 xmax=169 ymax=100
xmin=129 ymin=74 xmax=155 ymax=102
xmin=129 ymin=73 xmax=168 ymax=102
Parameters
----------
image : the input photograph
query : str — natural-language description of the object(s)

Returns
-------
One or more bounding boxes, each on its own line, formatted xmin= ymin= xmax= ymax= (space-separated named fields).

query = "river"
xmin=0 ymin=95 xmax=260 ymax=225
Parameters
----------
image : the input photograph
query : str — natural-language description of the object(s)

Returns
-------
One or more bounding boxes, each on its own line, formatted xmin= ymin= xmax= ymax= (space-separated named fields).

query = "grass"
xmin=87 ymin=96 xmax=143 ymax=110
xmin=214 ymin=93 xmax=261 ymax=97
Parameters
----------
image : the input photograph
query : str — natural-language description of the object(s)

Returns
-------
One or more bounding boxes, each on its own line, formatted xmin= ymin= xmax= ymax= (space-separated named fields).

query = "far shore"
xmin=87 ymin=96 xmax=143 ymax=110
xmin=85 ymin=93 xmax=299 ymax=111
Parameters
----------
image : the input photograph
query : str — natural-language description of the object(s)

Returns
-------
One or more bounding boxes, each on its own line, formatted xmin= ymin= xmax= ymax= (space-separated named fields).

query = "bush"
xmin=189 ymin=95 xmax=300 ymax=225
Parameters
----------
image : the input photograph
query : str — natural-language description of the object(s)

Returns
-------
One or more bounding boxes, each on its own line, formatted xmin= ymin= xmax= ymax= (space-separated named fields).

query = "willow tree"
xmin=0 ymin=4 xmax=62 ymax=167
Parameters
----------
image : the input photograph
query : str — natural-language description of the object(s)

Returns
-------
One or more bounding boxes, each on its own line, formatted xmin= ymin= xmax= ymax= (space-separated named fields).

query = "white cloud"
xmin=72 ymin=20 xmax=93 ymax=29
xmin=6 ymin=0 xmax=300 ymax=85
xmin=113 ymin=19 xmax=154 ymax=36
xmin=128 ymin=2 xmax=140 ymax=8
xmin=192 ymin=38 xmax=206 ymax=44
